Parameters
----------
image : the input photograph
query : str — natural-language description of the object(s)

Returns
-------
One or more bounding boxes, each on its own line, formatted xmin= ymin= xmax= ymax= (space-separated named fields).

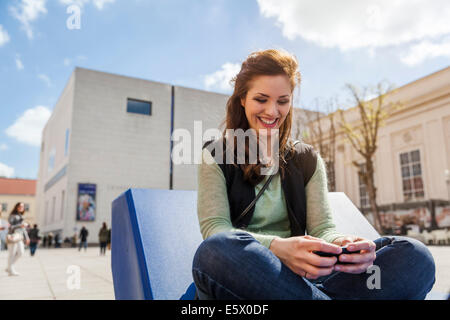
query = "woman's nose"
xmin=264 ymin=102 xmax=279 ymax=118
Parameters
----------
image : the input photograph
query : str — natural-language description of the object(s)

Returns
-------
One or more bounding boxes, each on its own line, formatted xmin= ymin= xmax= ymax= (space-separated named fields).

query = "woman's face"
xmin=18 ymin=203 xmax=25 ymax=214
xmin=240 ymin=74 xmax=292 ymax=136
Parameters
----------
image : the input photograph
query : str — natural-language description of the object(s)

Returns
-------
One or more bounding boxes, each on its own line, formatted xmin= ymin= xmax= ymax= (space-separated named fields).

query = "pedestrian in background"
xmin=5 ymin=202 xmax=30 ymax=276
xmin=28 ymin=224 xmax=40 ymax=256
xmin=48 ymin=232 xmax=54 ymax=247
xmin=54 ymin=233 xmax=61 ymax=248
xmin=107 ymin=227 xmax=111 ymax=250
xmin=98 ymin=222 xmax=109 ymax=255
xmin=78 ymin=226 xmax=89 ymax=251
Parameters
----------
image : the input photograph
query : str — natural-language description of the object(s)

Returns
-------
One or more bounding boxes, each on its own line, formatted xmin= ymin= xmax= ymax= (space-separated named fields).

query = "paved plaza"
xmin=0 ymin=245 xmax=449 ymax=300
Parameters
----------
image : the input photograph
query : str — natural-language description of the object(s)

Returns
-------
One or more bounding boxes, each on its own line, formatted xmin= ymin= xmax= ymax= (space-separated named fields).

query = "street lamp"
xmin=445 ymin=169 xmax=450 ymax=201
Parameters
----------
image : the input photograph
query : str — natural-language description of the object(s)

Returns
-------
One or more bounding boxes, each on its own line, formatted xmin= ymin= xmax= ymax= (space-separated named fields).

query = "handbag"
xmin=6 ymin=232 xmax=24 ymax=244
xmin=233 ymin=140 xmax=301 ymax=226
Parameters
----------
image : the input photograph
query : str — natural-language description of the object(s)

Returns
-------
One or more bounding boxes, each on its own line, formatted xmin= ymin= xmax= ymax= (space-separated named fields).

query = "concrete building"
xmin=36 ymin=67 xmax=230 ymax=242
xmin=303 ymin=67 xmax=450 ymax=234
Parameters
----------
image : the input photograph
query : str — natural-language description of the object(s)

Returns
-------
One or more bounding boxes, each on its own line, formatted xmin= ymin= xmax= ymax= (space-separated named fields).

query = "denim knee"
xmin=192 ymin=231 xmax=252 ymax=272
xmin=390 ymin=236 xmax=436 ymax=297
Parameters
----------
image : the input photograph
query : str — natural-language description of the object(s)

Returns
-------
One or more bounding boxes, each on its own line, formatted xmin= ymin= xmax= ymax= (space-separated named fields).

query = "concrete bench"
xmin=111 ymin=189 xmax=446 ymax=300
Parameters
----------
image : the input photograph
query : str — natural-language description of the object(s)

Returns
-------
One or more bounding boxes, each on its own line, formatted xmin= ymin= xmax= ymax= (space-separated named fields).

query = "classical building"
xmin=0 ymin=177 xmax=36 ymax=224
xmin=303 ymin=67 xmax=450 ymax=235
xmin=0 ymin=178 xmax=36 ymax=248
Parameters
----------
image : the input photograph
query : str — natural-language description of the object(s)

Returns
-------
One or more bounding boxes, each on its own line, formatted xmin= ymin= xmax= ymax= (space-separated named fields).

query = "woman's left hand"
xmin=332 ymin=235 xmax=377 ymax=274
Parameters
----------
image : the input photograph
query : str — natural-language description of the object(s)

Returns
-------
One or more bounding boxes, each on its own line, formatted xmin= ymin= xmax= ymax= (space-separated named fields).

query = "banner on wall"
xmin=76 ymin=183 xmax=96 ymax=221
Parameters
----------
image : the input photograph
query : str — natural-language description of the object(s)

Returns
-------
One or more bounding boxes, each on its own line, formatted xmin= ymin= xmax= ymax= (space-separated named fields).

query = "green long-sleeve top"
xmin=197 ymin=147 xmax=346 ymax=249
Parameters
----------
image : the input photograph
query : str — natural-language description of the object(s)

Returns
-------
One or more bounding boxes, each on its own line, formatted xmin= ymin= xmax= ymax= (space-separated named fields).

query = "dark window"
xmin=357 ymin=163 xmax=370 ymax=209
xmin=127 ymin=98 xmax=152 ymax=116
xmin=326 ymin=160 xmax=336 ymax=192
xmin=1 ymin=203 xmax=7 ymax=212
xmin=24 ymin=203 xmax=29 ymax=211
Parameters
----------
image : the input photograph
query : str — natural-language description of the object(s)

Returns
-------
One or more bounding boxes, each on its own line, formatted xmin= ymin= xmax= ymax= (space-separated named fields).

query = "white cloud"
xmin=5 ymin=106 xmax=51 ymax=147
xmin=63 ymin=58 xmax=72 ymax=66
xmin=38 ymin=73 xmax=52 ymax=87
xmin=10 ymin=0 xmax=47 ymax=39
xmin=400 ymin=37 xmax=450 ymax=66
xmin=15 ymin=55 xmax=24 ymax=70
xmin=0 ymin=144 xmax=8 ymax=151
xmin=257 ymin=0 xmax=450 ymax=64
xmin=92 ymin=0 xmax=115 ymax=10
xmin=204 ymin=62 xmax=241 ymax=92
xmin=0 ymin=163 xmax=15 ymax=178
xmin=59 ymin=0 xmax=115 ymax=10
xmin=0 ymin=25 xmax=10 ymax=46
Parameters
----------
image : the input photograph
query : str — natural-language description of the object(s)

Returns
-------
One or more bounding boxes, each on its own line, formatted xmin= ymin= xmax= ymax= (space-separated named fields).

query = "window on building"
xmin=326 ymin=160 xmax=336 ymax=192
xmin=358 ymin=163 xmax=370 ymax=209
xmin=64 ymin=129 xmax=70 ymax=156
xmin=48 ymin=148 xmax=56 ymax=173
xmin=127 ymin=98 xmax=152 ymax=116
xmin=1 ymin=203 xmax=7 ymax=212
xmin=400 ymin=149 xmax=425 ymax=202
xmin=24 ymin=203 xmax=29 ymax=212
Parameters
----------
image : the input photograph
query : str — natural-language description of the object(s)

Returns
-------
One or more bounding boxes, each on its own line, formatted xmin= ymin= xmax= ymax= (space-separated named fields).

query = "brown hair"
xmin=221 ymin=48 xmax=301 ymax=186
xmin=10 ymin=202 xmax=24 ymax=216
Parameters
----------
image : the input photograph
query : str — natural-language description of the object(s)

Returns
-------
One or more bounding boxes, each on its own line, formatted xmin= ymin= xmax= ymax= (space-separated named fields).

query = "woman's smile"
xmin=257 ymin=116 xmax=279 ymax=128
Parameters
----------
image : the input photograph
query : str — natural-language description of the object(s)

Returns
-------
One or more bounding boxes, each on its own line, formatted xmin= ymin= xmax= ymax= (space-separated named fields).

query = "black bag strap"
xmin=234 ymin=140 xmax=301 ymax=226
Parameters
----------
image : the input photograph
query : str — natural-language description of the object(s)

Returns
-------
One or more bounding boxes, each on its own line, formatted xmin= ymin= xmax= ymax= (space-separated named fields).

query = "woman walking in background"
xmin=5 ymin=202 xmax=30 ymax=276
xmin=98 ymin=222 xmax=109 ymax=255
xmin=28 ymin=224 xmax=41 ymax=256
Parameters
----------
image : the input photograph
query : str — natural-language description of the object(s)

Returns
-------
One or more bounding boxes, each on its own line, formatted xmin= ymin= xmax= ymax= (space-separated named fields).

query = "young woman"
xmin=5 ymin=202 xmax=30 ymax=276
xmin=192 ymin=48 xmax=436 ymax=300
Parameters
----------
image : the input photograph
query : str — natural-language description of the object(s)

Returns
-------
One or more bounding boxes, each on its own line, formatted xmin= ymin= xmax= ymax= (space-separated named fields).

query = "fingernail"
xmin=335 ymin=265 xmax=341 ymax=271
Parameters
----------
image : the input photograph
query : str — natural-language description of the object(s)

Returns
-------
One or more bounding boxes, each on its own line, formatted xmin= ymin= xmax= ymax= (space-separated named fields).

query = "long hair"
xmin=9 ymin=202 xmax=24 ymax=216
xmin=221 ymin=48 xmax=301 ymax=186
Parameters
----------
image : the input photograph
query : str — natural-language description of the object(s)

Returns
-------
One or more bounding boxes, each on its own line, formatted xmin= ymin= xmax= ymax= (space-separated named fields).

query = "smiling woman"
xmin=192 ymin=48 xmax=436 ymax=300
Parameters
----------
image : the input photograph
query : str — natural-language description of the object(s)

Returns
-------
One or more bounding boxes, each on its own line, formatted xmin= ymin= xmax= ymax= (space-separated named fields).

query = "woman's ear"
xmin=240 ymin=97 xmax=245 ymax=108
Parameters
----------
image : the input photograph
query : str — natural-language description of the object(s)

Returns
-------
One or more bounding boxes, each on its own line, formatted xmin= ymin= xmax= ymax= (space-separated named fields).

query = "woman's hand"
xmin=269 ymin=235 xmax=342 ymax=280
xmin=332 ymin=235 xmax=377 ymax=274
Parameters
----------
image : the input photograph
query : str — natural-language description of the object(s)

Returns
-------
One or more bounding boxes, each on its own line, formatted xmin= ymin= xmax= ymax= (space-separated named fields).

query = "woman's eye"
xmin=254 ymin=99 xmax=289 ymax=104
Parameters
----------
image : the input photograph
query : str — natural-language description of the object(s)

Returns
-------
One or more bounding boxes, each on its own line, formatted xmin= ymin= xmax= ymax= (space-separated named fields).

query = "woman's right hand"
xmin=269 ymin=235 xmax=342 ymax=280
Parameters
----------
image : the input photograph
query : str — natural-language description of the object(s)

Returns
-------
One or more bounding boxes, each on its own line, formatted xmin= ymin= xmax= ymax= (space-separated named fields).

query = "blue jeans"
xmin=79 ymin=240 xmax=88 ymax=251
xmin=192 ymin=231 xmax=436 ymax=300
xmin=29 ymin=242 xmax=38 ymax=256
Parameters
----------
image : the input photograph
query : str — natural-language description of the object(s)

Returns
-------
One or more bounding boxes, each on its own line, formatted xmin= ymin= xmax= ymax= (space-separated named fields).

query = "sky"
xmin=0 ymin=0 xmax=449 ymax=180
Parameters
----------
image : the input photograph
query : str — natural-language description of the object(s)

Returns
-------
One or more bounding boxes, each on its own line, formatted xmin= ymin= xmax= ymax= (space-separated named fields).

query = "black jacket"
xmin=202 ymin=137 xmax=317 ymax=236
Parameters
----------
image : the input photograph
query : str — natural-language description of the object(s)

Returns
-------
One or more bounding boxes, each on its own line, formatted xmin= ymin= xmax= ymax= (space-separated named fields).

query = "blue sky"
xmin=0 ymin=0 xmax=449 ymax=179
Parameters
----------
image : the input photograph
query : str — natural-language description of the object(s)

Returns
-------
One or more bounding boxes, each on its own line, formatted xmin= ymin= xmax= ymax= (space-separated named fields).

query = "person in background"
xmin=47 ymin=232 xmax=53 ymax=248
xmin=54 ymin=233 xmax=61 ymax=248
xmin=79 ymin=226 xmax=89 ymax=251
xmin=28 ymin=224 xmax=40 ymax=256
xmin=42 ymin=234 xmax=48 ymax=248
xmin=98 ymin=222 xmax=109 ymax=255
xmin=5 ymin=202 xmax=30 ymax=276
